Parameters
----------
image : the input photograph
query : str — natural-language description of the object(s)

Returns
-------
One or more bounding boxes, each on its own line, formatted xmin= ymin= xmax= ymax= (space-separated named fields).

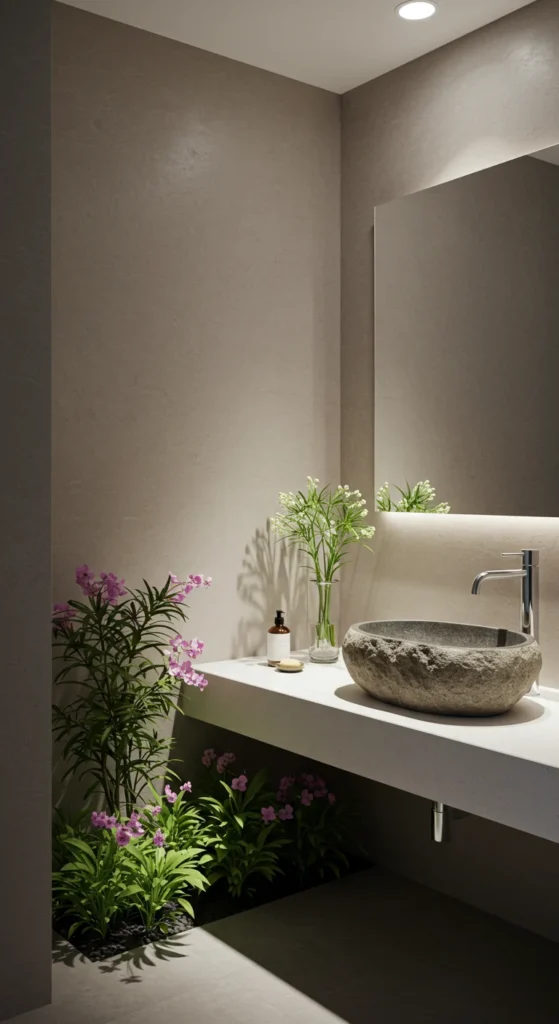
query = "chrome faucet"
xmin=471 ymin=549 xmax=540 ymax=695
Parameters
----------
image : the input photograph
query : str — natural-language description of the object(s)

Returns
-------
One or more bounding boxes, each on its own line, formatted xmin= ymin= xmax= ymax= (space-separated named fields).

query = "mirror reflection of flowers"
xmin=376 ymin=480 xmax=450 ymax=513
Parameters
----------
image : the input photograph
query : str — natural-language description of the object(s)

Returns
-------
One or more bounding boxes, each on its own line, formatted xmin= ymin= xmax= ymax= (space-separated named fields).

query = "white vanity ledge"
xmin=186 ymin=657 xmax=559 ymax=845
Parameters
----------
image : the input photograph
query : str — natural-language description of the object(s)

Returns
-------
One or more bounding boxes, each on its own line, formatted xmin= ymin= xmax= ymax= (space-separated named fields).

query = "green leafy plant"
xmin=53 ymin=832 xmax=132 ymax=939
xmin=53 ymin=746 xmax=359 ymax=949
xmin=52 ymin=565 xmax=211 ymax=814
xmin=53 ymin=804 xmax=209 ymax=938
xmin=141 ymin=782 xmax=209 ymax=852
xmin=376 ymin=480 xmax=450 ymax=514
xmin=270 ymin=477 xmax=375 ymax=649
xmin=124 ymin=845 xmax=208 ymax=930
xmin=52 ymin=806 xmax=97 ymax=871
xmin=197 ymin=751 xmax=354 ymax=896
xmin=275 ymin=772 xmax=351 ymax=881
xmin=198 ymin=755 xmax=288 ymax=897
xmin=271 ymin=477 xmax=375 ymax=583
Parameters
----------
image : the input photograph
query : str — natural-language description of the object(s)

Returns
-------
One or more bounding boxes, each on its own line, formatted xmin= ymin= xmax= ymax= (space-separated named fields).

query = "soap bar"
xmin=277 ymin=658 xmax=304 ymax=673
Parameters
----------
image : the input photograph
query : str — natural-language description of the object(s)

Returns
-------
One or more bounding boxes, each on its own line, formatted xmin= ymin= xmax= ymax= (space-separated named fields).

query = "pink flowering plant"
xmin=140 ymin=780 xmax=210 ymax=853
xmin=53 ymin=804 xmax=209 ymax=938
xmin=195 ymin=752 xmax=352 ymax=896
xmin=197 ymin=752 xmax=289 ymax=898
xmin=275 ymin=773 xmax=350 ymax=881
xmin=52 ymin=747 xmax=355 ymax=947
xmin=53 ymin=566 xmax=212 ymax=815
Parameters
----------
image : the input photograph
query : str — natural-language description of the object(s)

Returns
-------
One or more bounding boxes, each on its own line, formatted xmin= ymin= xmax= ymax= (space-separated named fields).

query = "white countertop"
xmin=186 ymin=656 xmax=559 ymax=844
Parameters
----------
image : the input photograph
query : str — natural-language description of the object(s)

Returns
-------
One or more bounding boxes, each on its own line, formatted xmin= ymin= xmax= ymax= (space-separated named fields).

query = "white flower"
xmin=278 ymin=491 xmax=299 ymax=510
xmin=270 ymin=515 xmax=291 ymax=536
xmin=360 ymin=526 xmax=376 ymax=539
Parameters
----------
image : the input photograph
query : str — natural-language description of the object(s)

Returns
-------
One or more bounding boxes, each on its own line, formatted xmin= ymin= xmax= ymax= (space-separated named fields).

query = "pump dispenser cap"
xmin=274 ymin=610 xmax=285 ymax=627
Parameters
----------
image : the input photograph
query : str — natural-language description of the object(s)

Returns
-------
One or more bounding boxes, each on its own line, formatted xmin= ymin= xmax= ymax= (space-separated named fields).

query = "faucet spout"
xmin=470 ymin=549 xmax=540 ymax=695
xmin=471 ymin=568 xmax=525 ymax=595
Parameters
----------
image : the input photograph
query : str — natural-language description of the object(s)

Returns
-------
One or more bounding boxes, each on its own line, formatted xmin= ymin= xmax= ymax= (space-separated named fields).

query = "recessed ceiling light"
xmin=396 ymin=1 xmax=438 ymax=20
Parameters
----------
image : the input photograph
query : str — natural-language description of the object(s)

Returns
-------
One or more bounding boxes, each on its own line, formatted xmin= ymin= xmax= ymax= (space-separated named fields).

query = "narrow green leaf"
xmin=177 ymin=898 xmax=194 ymax=918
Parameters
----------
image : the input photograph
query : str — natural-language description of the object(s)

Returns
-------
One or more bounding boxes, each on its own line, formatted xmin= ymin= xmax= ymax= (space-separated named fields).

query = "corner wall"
xmin=341 ymin=0 xmax=559 ymax=939
xmin=0 ymin=1 xmax=52 ymax=1018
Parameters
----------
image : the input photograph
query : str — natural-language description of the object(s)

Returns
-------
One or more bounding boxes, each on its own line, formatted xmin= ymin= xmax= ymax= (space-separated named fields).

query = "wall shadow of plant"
xmin=232 ymin=521 xmax=307 ymax=657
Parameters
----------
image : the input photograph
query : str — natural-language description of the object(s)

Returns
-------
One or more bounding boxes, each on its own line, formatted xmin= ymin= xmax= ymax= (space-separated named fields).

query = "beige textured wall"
xmin=375 ymin=156 xmax=559 ymax=517
xmin=52 ymin=4 xmax=340 ymax=668
xmin=341 ymin=0 xmax=559 ymax=939
xmin=0 ymin=2 xmax=52 ymax=1019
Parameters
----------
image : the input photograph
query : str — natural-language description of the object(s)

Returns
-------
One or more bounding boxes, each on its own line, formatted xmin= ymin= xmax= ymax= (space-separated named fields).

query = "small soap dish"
xmin=276 ymin=659 xmax=304 ymax=673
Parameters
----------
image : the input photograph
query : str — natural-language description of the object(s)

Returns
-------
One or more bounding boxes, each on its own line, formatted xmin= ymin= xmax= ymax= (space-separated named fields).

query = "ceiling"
xmin=59 ymin=0 xmax=536 ymax=94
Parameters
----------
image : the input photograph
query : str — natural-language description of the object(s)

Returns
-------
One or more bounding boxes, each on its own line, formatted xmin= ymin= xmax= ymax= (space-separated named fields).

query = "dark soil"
xmin=54 ymin=907 xmax=194 ymax=962
xmin=54 ymin=857 xmax=371 ymax=962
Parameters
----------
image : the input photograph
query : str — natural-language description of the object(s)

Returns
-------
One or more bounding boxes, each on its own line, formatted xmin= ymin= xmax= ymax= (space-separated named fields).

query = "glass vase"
xmin=309 ymin=580 xmax=339 ymax=664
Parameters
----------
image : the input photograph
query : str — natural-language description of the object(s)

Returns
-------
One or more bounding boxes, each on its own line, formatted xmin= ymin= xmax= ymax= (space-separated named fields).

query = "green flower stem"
xmin=315 ymin=582 xmax=335 ymax=645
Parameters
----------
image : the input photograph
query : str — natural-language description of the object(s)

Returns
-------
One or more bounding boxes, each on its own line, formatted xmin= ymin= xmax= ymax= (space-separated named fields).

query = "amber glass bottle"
xmin=267 ymin=610 xmax=291 ymax=666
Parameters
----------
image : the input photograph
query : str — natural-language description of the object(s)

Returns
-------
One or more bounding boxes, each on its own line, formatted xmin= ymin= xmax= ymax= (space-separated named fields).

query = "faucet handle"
xmin=502 ymin=549 xmax=540 ymax=567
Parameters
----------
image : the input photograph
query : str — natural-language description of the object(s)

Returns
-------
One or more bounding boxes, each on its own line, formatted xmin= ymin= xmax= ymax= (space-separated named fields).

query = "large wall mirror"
xmin=374 ymin=146 xmax=559 ymax=517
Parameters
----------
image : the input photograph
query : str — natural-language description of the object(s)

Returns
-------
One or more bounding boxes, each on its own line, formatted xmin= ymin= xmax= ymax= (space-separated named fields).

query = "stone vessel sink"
xmin=342 ymin=620 xmax=542 ymax=717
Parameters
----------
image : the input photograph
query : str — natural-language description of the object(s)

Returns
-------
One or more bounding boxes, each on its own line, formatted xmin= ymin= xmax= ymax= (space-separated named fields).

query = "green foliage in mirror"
xmin=377 ymin=480 xmax=450 ymax=513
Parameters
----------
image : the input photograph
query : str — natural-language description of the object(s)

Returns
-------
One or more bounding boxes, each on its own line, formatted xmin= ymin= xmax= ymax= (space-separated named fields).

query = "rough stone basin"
xmin=342 ymin=620 xmax=542 ymax=717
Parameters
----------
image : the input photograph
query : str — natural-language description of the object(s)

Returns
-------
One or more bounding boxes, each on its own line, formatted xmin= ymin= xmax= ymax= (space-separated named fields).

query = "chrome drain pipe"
xmin=431 ymin=802 xmax=469 ymax=841
xmin=431 ymin=801 xmax=449 ymax=843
